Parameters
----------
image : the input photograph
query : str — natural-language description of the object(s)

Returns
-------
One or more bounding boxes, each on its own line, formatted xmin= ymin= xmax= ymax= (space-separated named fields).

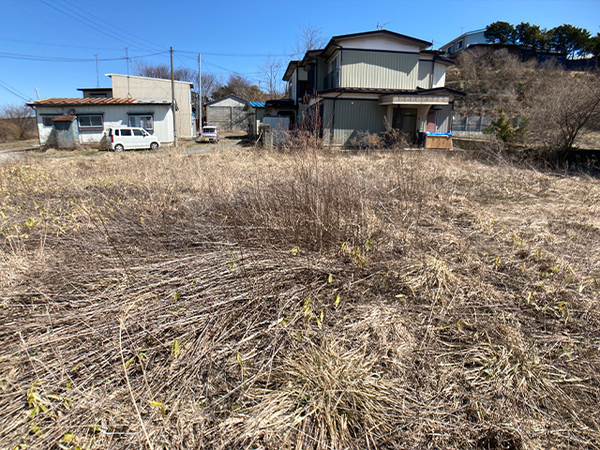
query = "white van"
xmin=106 ymin=127 xmax=160 ymax=151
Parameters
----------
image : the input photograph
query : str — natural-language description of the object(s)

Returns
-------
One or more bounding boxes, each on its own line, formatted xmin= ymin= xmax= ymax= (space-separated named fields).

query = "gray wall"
xmin=323 ymin=98 xmax=386 ymax=146
xmin=205 ymin=106 xmax=248 ymax=131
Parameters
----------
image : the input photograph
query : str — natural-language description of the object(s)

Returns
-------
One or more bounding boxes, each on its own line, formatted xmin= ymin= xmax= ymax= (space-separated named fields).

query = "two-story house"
xmin=283 ymin=30 xmax=464 ymax=146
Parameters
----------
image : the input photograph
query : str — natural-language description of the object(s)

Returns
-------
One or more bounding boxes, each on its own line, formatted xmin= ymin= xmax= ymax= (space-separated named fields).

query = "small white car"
xmin=107 ymin=127 xmax=160 ymax=151
xmin=200 ymin=125 xmax=219 ymax=143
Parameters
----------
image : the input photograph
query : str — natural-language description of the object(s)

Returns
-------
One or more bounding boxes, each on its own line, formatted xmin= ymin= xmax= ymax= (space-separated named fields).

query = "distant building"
xmin=205 ymin=95 xmax=249 ymax=131
xmin=439 ymin=29 xmax=569 ymax=66
xmin=439 ymin=29 xmax=488 ymax=57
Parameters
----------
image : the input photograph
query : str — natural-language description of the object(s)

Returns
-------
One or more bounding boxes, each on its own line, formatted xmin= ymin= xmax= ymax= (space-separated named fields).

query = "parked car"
xmin=106 ymin=127 xmax=160 ymax=151
xmin=200 ymin=125 xmax=219 ymax=143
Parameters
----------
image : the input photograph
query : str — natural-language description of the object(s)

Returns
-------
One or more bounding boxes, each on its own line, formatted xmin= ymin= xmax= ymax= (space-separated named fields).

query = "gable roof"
xmin=325 ymin=30 xmax=432 ymax=53
xmin=205 ymin=94 xmax=248 ymax=107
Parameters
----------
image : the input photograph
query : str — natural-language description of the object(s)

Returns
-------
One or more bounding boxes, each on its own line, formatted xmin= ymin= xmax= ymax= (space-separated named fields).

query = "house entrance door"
xmin=392 ymin=107 xmax=418 ymax=141
xmin=426 ymin=109 xmax=437 ymax=132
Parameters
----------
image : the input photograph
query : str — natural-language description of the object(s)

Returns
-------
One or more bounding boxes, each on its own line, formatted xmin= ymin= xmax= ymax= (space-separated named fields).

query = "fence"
xmin=452 ymin=115 xmax=493 ymax=137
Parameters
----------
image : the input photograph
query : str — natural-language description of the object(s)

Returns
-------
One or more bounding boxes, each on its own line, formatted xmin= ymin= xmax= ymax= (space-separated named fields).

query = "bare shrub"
xmin=526 ymin=69 xmax=600 ymax=156
xmin=0 ymin=104 xmax=36 ymax=142
xmin=1 ymin=149 xmax=599 ymax=449
xmin=350 ymin=130 xmax=383 ymax=151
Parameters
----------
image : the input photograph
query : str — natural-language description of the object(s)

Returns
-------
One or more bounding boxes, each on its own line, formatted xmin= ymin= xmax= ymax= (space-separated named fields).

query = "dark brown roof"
xmin=28 ymin=97 xmax=171 ymax=106
xmin=318 ymin=87 xmax=466 ymax=97
xmin=318 ymin=87 xmax=417 ymax=95
xmin=328 ymin=30 xmax=432 ymax=49
xmin=51 ymin=115 xmax=76 ymax=122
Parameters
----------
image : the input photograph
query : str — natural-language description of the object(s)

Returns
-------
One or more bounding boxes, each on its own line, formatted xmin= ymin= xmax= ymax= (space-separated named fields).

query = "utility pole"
xmin=198 ymin=53 xmax=202 ymax=134
xmin=170 ymin=46 xmax=178 ymax=148
xmin=124 ymin=46 xmax=131 ymax=97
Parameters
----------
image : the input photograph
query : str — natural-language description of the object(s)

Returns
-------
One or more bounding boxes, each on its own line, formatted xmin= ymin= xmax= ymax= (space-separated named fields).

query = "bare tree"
xmin=260 ymin=55 xmax=284 ymax=100
xmin=527 ymin=69 xmax=600 ymax=154
xmin=134 ymin=60 xmax=219 ymax=102
xmin=200 ymin=73 xmax=220 ymax=103
xmin=212 ymin=74 xmax=267 ymax=102
xmin=0 ymin=104 xmax=36 ymax=141
xmin=291 ymin=25 xmax=327 ymax=58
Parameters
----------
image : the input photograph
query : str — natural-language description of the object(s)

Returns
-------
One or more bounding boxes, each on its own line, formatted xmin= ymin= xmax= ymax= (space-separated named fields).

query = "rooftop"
xmin=28 ymin=97 xmax=172 ymax=106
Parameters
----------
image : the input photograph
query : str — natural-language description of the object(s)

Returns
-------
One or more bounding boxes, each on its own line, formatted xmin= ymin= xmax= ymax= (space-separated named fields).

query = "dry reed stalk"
xmin=0 ymin=148 xmax=599 ymax=449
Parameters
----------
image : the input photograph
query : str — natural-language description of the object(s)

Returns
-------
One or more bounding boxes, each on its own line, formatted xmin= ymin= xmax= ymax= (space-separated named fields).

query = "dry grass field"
xmin=1 ymin=146 xmax=599 ymax=449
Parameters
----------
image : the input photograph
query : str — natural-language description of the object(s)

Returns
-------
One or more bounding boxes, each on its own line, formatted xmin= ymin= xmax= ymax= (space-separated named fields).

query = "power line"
xmin=0 ymin=50 xmax=168 ymax=63
xmin=177 ymin=49 xmax=288 ymax=57
xmin=0 ymin=79 xmax=31 ymax=102
xmin=37 ymin=0 xmax=159 ymax=53
xmin=0 ymin=37 xmax=125 ymax=52
xmin=59 ymin=0 xmax=165 ymax=52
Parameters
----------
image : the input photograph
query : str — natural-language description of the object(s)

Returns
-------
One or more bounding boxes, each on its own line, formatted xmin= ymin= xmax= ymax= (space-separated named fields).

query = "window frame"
xmin=128 ymin=114 xmax=154 ymax=133
xmin=77 ymin=114 xmax=104 ymax=131
xmin=41 ymin=116 xmax=54 ymax=127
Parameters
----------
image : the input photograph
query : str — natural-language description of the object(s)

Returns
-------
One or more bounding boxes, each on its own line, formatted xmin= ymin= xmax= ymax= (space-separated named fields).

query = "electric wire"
xmin=59 ymin=0 xmax=165 ymax=52
xmin=0 ymin=79 xmax=32 ymax=102
xmin=0 ymin=51 xmax=168 ymax=63
xmin=37 ymin=0 xmax=159 ymax=53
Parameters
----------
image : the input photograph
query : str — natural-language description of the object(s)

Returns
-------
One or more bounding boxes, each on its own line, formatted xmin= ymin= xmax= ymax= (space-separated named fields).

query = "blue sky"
xmin=0 ymin=0 xmax=598 ymax=106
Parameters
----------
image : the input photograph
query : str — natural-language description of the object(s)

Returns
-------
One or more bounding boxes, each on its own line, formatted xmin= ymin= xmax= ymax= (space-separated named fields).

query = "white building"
xmin=28 ymin=74 xmax=194 ymax=148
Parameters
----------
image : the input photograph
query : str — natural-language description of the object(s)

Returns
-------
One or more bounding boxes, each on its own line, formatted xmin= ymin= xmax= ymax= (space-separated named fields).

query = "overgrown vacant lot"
xmin=1 ymin=147 xmax=599 ymax=449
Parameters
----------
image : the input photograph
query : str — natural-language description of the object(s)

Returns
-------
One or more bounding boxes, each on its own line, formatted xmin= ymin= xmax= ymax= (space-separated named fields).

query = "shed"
xmin=245 ymin=101 xmax=265 ymax=137
xmin=205 ymin=95 xmax=249 ymax=131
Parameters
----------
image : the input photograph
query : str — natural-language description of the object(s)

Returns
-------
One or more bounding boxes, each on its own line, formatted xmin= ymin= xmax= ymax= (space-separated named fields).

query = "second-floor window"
xmin=326 ymin=54 xmax=340 ymax=89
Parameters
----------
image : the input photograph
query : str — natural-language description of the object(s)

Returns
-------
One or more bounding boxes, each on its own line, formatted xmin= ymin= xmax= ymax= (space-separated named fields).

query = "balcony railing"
xmin=324 ymin=69 xmax=340 ymax=90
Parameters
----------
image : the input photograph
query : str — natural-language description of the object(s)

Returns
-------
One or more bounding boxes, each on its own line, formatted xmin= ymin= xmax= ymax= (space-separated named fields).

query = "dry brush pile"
xmin=1 ymin=147 xmax=599 ymax=449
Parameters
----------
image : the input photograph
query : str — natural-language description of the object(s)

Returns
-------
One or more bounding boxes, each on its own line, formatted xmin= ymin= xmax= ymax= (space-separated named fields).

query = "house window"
xmin=128 ymin=114 xmax=154 ymax=133
xmin=78 ymin=114 xmax=104 ymax=130
xmin=41 ymin=116 xmax=54 ymax=127
xmin=89 ymin=93 xmax=107 ymax=98
xmin=456 ymin=40 xmax=463 ymax=50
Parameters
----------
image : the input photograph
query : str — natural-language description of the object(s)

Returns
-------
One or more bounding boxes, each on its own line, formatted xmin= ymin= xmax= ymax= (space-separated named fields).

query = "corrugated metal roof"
xmin=28 ymin=97 xmax=172 ymax=106
xmin=248 ymin=101 xmax=265 ymax=108
xmin=51 ymin=115 xmax=76 ymax=122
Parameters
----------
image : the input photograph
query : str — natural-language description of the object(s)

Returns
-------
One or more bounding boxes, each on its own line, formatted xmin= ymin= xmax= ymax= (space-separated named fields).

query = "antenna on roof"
xmin=376 ymin=22 xmax=390 ymax=30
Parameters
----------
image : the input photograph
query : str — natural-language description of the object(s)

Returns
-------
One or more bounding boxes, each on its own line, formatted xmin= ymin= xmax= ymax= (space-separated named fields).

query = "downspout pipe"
xmin=331 ymin=91 xmax=343 ymax=145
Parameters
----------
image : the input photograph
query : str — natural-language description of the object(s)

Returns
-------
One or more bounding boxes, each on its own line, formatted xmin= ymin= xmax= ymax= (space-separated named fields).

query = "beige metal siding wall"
xmin=110 ymin=75 xmax=193 ymax=138
xmin=341 ymin=50 xmax=419 ymax=90
xmin=418 ymin=60 xmax=433 ymax=89
xmin=331 ymin=99 xmax=386 ymax=146
xmin=432 ymin=63 xmax=447 ymax=88
xmin=436 ymin=104 xmax=452 ymax=133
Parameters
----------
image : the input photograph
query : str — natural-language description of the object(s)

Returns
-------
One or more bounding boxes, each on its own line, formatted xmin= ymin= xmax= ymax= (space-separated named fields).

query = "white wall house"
xmin=28 ymin=73 xmax=195 ymax=148
xmin=28 ymin=98 xmax=173 ymax=148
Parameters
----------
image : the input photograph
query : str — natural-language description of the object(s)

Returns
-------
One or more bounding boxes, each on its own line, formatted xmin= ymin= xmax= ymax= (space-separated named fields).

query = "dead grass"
xmin=1 ymin=148 xmax=599 ymax=449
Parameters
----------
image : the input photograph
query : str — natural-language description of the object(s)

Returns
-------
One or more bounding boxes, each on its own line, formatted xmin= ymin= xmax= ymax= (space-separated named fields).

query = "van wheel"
xmin=114 ymin=144 xmax=124 ymax=152
xmin=150 ymin=142 xmax=159 ymax=150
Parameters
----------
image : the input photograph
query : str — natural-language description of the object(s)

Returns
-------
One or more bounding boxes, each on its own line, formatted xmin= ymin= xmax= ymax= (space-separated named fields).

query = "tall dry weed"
xmin=1 ymin=148 xmax=599 ymax=449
